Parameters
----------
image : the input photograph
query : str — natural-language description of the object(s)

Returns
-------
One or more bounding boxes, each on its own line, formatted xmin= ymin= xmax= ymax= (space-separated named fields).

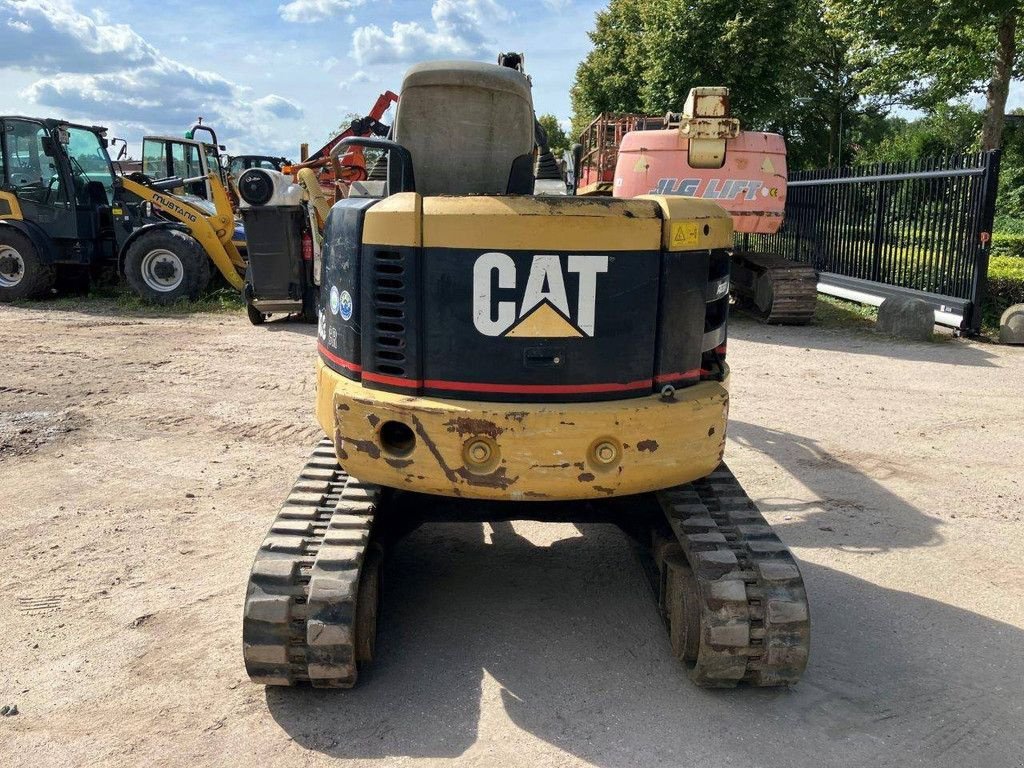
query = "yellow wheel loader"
xmin=241 ymin=60 xmax=810 ymax=690
xmin=117 ymin=170 xmax=246 ymax=302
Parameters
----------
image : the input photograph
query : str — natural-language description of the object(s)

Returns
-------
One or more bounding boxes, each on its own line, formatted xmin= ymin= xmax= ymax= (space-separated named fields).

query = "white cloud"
xmin=278 ymin=0 xmax=365 ymax=24
xmin=352 ymin=0 xmax=509 ymax=66
xmin=542 ymin=0 xmax=571 ymax=10
xmin=254 ymin=94 xmax=303 ymax=119
xmin=0 ymin=0 xmax=157 ymax=72
xmin=0 ymin=0 xmax=302 ymax=152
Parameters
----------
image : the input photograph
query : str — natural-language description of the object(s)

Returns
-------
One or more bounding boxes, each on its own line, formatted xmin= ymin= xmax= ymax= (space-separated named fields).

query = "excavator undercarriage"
xmin=243 ymin=441 xmax=810 ymax=688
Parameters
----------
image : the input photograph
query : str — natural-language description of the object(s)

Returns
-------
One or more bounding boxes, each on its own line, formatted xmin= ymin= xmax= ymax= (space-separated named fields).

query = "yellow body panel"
xmin=0 ymin=191 xmax=23 ymax=220
xmin=121 ymin=174 xmax=246 ymax=290
xmin=363 ymin=192 xmax=422 ymax=247
xmin=636 ymin=195 xmax=733 ymax=251
xmin=421 ymin=195 xmax=660 ymax=251
xmin=315 ymin=361 xmax=729 ymax=501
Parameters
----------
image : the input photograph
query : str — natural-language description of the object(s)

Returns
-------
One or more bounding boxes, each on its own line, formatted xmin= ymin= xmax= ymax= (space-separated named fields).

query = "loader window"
xmin=65 ymin=127 xmax=113 ymax=206
xmin=143 ymin=139 xmax=169 ymax=179
xmin=2 ymin=120 xmax=66 ymax=206
xmin=168 ymin=142 xmax=206 ymax=197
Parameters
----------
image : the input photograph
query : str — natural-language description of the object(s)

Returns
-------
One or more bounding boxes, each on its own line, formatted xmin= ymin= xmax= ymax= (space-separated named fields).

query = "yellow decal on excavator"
xmin=670 ymin=222 xmax=700 ymax=249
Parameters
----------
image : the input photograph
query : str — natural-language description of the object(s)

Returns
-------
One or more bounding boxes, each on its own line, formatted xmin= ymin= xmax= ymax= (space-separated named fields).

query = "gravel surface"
xmin=1 ymin=303 xmax=1022 ymax=768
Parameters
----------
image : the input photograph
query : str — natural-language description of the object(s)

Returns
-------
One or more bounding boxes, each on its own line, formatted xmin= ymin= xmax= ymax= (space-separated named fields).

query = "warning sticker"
xmin=670 ymin=222 xmax=701 ymax=249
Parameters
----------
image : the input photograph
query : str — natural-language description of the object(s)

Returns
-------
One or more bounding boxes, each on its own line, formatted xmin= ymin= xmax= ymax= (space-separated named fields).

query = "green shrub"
xmin=991 ymin=232 xmax=1024 ymax=258
xmin=984 ymin=255 xmax=1024 ymax=329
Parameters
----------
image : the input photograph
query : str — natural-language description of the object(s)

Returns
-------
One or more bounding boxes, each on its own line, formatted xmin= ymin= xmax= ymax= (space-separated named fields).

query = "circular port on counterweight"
xmin=587 ymin=437 xmax=622 ymax=471
xmin=379 ymin=420 xmax=415 ymax=457
xmin=462 ymin=436 xmax=500 ymax=474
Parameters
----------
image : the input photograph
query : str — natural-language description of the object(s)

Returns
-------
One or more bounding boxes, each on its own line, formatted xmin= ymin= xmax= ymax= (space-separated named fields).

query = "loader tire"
xmin=246 ymin=303 xmax=267 ymax=325
xmin=0 ymin=229 xmax=55 ymax=302
xmin=124 ymin=229 xmax=210 ymax=304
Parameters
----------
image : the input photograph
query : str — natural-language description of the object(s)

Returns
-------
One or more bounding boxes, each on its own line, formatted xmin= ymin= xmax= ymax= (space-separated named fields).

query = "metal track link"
xmin=731 ymin=251 xmax=817 ymax=325
xmin=654 ymin=464 xmax=810 ymax=687
xmin=242 ymin=438 xmax=382 ymax=688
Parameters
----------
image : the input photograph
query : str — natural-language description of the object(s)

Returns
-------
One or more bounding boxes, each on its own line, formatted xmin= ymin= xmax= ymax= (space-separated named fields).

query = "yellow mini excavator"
xmin=241 ymin=60 xmax=810 ymax=689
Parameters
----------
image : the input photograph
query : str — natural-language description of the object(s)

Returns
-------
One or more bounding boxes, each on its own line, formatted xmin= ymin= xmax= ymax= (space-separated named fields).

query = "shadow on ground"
xmin=728 ymin=420 xmax=944 ymax=552
xmin=728 ymin=315 xmax=999 ymax=368
xmin=266 ymin=452 xmax=1021 ymax=767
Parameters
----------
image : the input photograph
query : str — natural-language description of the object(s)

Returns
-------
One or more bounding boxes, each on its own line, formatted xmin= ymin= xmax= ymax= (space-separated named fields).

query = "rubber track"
xmin=732 ymin=252 xmax=817 ymax=325
xmin=242 ymin=438 xmax=380 ymax=688
xmin=656 ymin=464 xmax=810 ymax=687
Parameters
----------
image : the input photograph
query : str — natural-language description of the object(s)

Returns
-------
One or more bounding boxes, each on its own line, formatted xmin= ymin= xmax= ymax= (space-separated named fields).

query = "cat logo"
xmin=473 ymin=252 xmax=608 ymax=338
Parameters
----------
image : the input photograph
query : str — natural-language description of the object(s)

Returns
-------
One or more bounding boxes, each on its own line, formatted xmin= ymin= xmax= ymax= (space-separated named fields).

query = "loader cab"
xmin=141 ymin=135 xmax=225 ymax=201
xmin=0 ymin=116 xmax=132 ymax=291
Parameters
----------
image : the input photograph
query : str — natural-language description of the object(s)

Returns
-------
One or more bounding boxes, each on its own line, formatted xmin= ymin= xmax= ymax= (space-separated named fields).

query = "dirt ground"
xmin=1 ymin=301 xmax=1022 ymax=768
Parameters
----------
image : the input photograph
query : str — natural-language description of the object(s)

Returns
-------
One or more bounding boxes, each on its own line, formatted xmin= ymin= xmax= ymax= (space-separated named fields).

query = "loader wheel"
xmin=0 ymin=230 xmax=55 ymax=302
xmin=124 ymin=229 xmax=210 ymax=304
xmin=246 ymin=303 xmax=266 ymax=325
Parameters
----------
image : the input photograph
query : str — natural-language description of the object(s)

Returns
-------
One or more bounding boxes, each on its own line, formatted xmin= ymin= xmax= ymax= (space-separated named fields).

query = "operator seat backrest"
xmin=392 ymin=61 xmax=536 ymax=196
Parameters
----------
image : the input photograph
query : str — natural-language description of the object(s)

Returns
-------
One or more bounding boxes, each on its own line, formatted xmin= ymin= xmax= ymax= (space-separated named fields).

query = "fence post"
xmin=870 ymin=166 xmax=887 ymax=282
xmin=965 ymin=149 xmax=1001 ymax=336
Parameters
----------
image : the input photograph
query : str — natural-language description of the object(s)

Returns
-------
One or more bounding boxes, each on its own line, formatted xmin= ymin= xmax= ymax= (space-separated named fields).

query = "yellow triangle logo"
xmin=506 ymin=302 xmax=583 ymax=338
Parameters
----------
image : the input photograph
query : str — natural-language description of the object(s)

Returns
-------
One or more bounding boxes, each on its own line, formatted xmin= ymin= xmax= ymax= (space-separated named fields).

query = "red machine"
xmin=288 ymin=91 xmax=398 ymax=197
xmin=614 ymin=123 xmax=787 ymax=235
xmin=575 ymin=114 xmax=666 ymax=196
xmin=577 ymin=88 xmax=816 ymax=324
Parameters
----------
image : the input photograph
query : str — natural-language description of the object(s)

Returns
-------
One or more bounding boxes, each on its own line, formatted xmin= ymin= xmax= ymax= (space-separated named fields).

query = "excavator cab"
xmin=242 ymin=60 xmax=810 ymax=691
xmin=0 ymin=116 xmax=135 ymax=300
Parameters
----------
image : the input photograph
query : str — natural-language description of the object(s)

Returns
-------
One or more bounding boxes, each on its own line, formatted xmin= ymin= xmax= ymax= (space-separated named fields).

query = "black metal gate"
xmin=745 ymin=150 xmax=1001 ymax=334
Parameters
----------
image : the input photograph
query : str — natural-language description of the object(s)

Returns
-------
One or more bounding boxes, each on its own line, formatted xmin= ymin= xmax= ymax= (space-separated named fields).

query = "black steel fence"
xmin=745 ymin=150 xmax=1001 ymax=334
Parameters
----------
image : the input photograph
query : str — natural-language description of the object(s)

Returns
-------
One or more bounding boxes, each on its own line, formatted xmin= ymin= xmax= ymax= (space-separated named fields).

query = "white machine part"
xmin=237 ymin=168 xmax=304 ymax=208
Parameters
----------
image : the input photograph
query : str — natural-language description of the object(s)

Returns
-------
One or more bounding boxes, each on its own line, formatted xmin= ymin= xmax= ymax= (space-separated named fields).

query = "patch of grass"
xmin=813 ymin=295 xmax=878 ymax=331
xmin=15 ymin=284 xmax=245 ymax=316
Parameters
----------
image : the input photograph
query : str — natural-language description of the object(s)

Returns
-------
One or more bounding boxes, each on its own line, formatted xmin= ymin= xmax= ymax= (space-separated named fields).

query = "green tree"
xmin=536 ymin=114 xmax=571 ymax=157
xmin=570 ymin=0 xmax=873 ymax=168
xmin=829 ymin=1 xmax=1021 ymax=150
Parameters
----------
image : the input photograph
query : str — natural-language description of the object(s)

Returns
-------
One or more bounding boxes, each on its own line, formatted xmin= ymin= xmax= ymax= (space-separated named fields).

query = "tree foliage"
xmin=570 ymin=0 xmax=872 ymax=168
xmin=572 ymin=0 xmax=1022 ymax=167
xmin=828 ymin=0 xmax=1021 ymax=150
xmin=536 ymin=113 xmax=571 ymax=157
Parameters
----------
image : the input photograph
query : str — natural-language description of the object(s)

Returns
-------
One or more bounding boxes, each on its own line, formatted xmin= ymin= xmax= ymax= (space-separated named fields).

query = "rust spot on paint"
xmin=386 ymin=458 xmax=413 ymax=469
xmin=531 ymin=462 xmax=570 ymax=469
xmin=411 ymin=416 xmax=459 ymax=485
xmin=454 ymin=465 xmax=519 ymax=490
xmin=505 ymin=411 xmax=528 ymax=423
xmin=336 ymin=446 xmax=349 ymax=460
xmin=366 ymin=413 xmax=380 ymax=427
xmin=573 ymin=461 xmax=585 ymax=470
xmin=637 ymin=439 xmax=659 ymax=453
xmin=444 ymin=417 xmax=504 ymax=439
xmin=336 ymin=403 xmax=350 ymax=411
xmin=578 ymin=472 xmax=595 ymax=482
xmin=560 ymin=421 xmax=576 ymax=426
xmin=342 ymin=437 xmax=381 ymax=460
xmin=593 ymin=485 xmax=616 ymax=495
xmin=524 ymin=491 xmax=550 ymax=499
xmin=707 ymin=426 xmax=715 ymax=437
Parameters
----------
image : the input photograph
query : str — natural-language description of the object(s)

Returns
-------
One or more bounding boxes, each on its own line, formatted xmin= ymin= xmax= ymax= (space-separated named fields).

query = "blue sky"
xmin=0 ymin=0 xmax=606 ymax=158
xmin=1 ymin=0 xmax=1021 ymax=161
